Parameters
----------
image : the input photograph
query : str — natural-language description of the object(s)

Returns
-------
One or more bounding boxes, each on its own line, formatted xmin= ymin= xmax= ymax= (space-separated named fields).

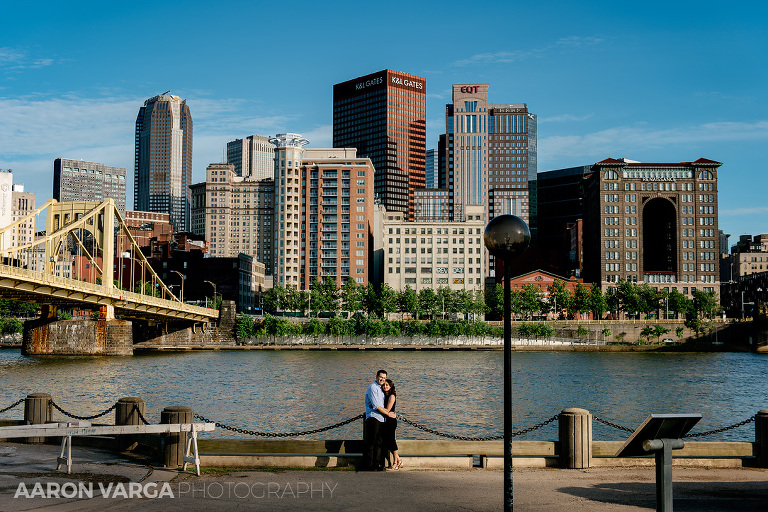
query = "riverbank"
xmin=130 ymin=341 xmax=756 ymax=352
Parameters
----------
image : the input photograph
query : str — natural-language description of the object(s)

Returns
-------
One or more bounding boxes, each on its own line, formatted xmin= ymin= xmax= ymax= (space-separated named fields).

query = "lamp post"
xmin=171 ymin=270 xmax=184 ymax=302
xmin=484 ymin=215 xmax=531 ymax=512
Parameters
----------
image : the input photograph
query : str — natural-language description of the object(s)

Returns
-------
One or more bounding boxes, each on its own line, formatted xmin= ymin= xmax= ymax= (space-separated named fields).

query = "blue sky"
xmin=1 ymin=0 xmax=766 ymax=240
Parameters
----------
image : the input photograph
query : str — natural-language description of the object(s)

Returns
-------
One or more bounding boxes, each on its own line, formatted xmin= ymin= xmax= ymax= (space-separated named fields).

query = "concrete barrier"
xmin=559 ymin=408 xmax=592 ymax=468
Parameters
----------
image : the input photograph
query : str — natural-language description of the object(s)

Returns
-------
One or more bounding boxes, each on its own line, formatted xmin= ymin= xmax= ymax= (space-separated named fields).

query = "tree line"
xmin=259 ymin=278 xmax=721 ymax=321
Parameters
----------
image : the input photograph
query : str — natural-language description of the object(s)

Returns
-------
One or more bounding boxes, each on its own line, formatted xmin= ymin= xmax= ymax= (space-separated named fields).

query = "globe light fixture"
xmin=484 ymin=214 xmax=530 ymax=512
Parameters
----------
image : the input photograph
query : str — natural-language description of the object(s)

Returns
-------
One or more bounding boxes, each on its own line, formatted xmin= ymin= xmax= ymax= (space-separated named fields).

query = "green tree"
xmin=637 ymin=284 xmax=662 ymax=319
xmin=640 ymin=325 xmax=655 ymax=344
xmin=418 ymin=288 xmax=439 ymax=319
xmin=667 ymin=289 xmax=691 ymax=319
xmin=365 ymin=283 xmax=396 ymax=318
xmin=653 ymin=324 xmax=671 ymax=343
xmin=471 ymin=289 xmax=487 ymax=319
xmin=485 ymin=284 xmax=504 ymax=320
xmin=576 ymin=325 xmax=589 ymax=342
xmin=341 ymin=280 xmax=363 ymax=315
xmin=262 ymin=285 xmax=284 ymax=313
xmin=589 ymin=283 xmax=607 ymax=320
xmin=436 ymin=287 xmax=453 ymax=318
xmin=618 ymin=280 xmax=641 ymax=318
xmin=397 ymin=286 xmax=418 ymax=319
xmin=571 ymin=284 xmax=590 ymax=320
xmin=547 ymin=280 xmax=571 ymax=319
xmin=692 ymin=289 xmax=720 ymax=319
xmin=520 ymin=284 xmax=541 ymax=319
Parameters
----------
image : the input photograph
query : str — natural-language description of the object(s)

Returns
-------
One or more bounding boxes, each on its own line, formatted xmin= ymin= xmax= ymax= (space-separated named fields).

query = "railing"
xmin=3 ymin=395 xmax=765 ymax=470
xmin=0 ymin=265 xmax=216 ymax=321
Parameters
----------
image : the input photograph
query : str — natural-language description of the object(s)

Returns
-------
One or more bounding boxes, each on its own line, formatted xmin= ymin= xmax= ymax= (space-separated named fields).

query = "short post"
xmin=115 ymin=397 xmax=145 ymax=451
xmin=161 ymin=406 xmax=193 ymax=468
xmin=756 ymin=409 xmax=768 ymax=468
xmin=24 ymin=393 xmax=52 ymax=444
xmin=559 ymin=408 xmax=592 ymax=468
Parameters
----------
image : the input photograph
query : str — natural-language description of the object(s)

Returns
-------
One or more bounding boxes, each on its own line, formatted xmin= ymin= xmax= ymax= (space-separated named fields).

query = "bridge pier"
xmin=22 ymin=316 xmax=133 ymax=356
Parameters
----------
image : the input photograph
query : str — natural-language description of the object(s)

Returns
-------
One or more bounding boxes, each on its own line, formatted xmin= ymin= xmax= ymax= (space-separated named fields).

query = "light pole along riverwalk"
xmin=484 ymin=214 xmax=531 ymax=512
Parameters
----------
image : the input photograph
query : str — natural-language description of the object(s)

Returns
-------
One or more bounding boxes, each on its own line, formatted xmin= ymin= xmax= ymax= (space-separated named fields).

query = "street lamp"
xmin=171 ymin=270 xmax=184 ymax=302
xmin=484 ymin=215 xmax=531 ymax=512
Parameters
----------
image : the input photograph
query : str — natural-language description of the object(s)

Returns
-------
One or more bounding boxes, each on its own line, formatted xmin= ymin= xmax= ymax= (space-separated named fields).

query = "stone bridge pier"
xmin=22 ymin=306 xmax=133 ymax=356
xmin=21 ymin=301 xmax=237 ymax=356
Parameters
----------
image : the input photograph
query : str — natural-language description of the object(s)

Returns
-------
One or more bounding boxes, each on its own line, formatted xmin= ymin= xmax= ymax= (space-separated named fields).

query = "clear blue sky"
xmin=2 ymin=0 xmax=766 ymax=240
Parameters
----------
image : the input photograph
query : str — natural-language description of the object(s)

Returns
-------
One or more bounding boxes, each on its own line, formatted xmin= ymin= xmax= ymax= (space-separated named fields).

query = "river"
xmin=1 ymin=349 xmax=765 ymax=441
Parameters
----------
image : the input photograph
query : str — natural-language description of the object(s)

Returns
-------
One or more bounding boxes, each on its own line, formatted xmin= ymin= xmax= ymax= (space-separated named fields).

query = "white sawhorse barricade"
xmin=0 ymin=421 xmax=215 ymax=475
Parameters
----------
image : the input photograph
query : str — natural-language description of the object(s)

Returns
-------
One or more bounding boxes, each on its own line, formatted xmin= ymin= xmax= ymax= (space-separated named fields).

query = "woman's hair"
xmin=384 ymin=378 xmax=396 ymax=396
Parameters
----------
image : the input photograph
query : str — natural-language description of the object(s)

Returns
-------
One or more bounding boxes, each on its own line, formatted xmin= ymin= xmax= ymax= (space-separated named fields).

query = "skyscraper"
xmin=54 ymin=158 xmax=127 ymax=214
xmin=226 ymin=135 xmax=275 ymax=179
xmin=333 ymin=69 xmax=426 ymax=220
xmin=134 ymin=93 xmax=193 ymax=232
xmin=446 ymin=85 xmax=537 ymax=223
xmin=445 ymin=85 xmax=536 ymax=283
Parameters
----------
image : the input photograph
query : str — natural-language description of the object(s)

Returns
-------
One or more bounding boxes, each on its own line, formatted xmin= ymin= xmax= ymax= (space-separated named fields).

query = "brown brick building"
xmin=583 ymin=158 xmax=721 ymax=297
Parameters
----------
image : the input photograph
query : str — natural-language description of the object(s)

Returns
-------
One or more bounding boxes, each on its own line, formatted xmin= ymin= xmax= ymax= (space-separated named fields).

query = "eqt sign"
xmin=460 ymin=86 xmax=479 ymax=93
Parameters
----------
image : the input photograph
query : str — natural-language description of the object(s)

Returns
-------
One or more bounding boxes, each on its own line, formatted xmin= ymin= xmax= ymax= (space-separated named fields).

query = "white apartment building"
xmin=381 ymin=205 xmax=486 ymax=292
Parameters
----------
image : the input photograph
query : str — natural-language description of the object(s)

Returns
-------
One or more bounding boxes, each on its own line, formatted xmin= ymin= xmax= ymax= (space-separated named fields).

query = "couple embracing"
xmin=362 ymin=369 xmax=402 ymax=471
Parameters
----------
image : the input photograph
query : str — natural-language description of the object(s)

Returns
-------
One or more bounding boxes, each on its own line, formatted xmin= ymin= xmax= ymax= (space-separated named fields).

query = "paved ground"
xmin=1 ymin=442 xmax=767 ymax=511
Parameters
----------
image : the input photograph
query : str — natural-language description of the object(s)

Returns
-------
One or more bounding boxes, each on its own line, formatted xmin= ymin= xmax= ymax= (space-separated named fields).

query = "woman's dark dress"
xmin=382 ymin=393 xmax=398 ymax=456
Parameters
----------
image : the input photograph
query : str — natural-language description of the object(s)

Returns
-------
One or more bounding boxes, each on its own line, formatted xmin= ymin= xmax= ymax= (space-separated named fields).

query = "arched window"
xmin=604 ymin=170 xmax=619 ymax=180
xmin=698 ymin=170 xmax=713 ymax=180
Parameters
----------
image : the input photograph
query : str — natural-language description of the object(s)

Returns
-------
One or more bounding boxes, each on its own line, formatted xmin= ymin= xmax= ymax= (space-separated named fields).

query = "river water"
xmin=1 ymin=349 xmax=765 ymax=441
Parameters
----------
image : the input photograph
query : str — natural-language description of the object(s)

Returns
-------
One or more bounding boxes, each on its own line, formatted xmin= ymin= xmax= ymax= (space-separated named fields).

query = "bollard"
xmin=559 ymin=408 xmax=592 ymax=469
xmin=756 ymin=409 xmax=768 ymax=468
xmin=161 ymin=406 xmax=193 ymax=468
xmin=24 ymin=393 xmax=52 ymax=444
xmin=115 ymin=397 xmax=145 ymax=451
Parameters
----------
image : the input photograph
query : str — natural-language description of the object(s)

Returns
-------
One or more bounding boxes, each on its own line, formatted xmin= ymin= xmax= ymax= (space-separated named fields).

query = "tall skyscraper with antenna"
xmin=134 ymin=93 xmax=193 ymax=231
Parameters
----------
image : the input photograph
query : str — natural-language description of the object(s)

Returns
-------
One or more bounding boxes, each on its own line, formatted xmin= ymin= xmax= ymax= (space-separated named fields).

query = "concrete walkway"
xmin=1 ymin=442 xmax=766 ymax=511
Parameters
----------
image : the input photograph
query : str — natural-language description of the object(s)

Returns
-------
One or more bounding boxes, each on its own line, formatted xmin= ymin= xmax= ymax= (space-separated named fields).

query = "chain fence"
xmin=0 ymin=397 xmax=760 ymax=441
xmin=593 ymin=413 xmax=757 ymax=438
xmin=684 ymin=416 xmax=756 ymax=438
xmin=0 ymin=398 xmax=25 ymax=414
xmin=398 ymin=414 xmax=560 ymax=441
xmin=193 ymin=412 xmax=364 ymax=438
xmin=50 ymin=400 xmax=118 ymax=421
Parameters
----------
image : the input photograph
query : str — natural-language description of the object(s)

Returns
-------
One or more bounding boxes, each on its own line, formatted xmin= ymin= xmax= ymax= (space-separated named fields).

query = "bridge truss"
xmin=0 ymin=199 xmax=216 ymax=324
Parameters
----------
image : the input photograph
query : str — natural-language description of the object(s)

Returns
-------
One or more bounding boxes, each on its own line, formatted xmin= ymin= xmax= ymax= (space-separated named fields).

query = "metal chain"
xmin=50 ymin=400 xmax=118 ymax=420
xmin=193 ymin=413 xmax=364 ymax=438
xmin=684 ymin=416 xmax=755 ymax=438
xmin=131 ymin=404 xmax=150 ymax=425
xmin=593 ymin=415 xmax=634 ymax=433
xmin=0 ymin=398 xmax=25 ymax=414
xmin=397 ymin=414 xmax=559 ymax=441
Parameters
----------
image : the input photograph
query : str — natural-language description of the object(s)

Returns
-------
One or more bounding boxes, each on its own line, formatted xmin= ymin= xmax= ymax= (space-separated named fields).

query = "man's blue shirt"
xmin=365 ymin=381 xmax=385 ymax=422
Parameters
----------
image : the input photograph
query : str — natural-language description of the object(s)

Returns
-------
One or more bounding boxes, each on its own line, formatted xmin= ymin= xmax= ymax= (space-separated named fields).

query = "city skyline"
xmin=1 ymin=0 xmax=766 ymax=240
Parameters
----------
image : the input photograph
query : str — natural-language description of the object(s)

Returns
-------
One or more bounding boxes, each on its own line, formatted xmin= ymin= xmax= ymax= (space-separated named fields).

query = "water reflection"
xmin=1 ymin=349 xmax=765 ymax=441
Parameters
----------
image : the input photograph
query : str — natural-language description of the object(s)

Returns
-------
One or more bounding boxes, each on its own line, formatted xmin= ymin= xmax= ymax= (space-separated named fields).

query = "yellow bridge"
xmin=0 ymin=199 xmax=217 ymax=325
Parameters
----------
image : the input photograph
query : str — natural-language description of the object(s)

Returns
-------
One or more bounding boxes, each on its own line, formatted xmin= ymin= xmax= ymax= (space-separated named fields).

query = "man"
xmin=362 ymin=369 xmax=396 ymax=471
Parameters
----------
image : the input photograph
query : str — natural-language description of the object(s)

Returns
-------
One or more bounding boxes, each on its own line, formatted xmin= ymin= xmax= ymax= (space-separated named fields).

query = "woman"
xmin=381 ymin=378 xmax=402 ymax=470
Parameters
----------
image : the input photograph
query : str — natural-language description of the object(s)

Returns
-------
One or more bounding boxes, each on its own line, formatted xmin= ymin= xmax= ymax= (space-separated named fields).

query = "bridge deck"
xmin=0 ymin=266 xmax=217 ymax=323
